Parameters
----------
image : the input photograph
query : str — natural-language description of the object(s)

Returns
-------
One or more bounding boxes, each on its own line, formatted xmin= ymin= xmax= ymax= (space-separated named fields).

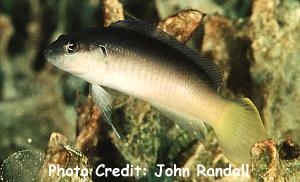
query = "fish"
xmin=44 ymin=20 xmax=268 ymax=165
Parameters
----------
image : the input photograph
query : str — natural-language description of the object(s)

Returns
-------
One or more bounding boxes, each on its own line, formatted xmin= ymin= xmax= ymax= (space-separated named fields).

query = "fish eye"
xmin=63 ymin=40 xmax=78 ymax=54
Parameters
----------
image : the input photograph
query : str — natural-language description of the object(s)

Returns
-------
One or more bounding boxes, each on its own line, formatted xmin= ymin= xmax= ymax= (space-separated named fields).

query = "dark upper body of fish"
xmin=44 ymin=20 xmax=267 ymax=165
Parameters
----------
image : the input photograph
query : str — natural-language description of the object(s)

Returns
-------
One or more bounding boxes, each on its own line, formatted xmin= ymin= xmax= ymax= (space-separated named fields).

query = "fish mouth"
xmin=43 ymin=49 xmax=53 ymax=59
xmin=43 ymin=49 xmax=63 ymax=68
xmin=43 ymin=50 xmax=63 ymax=69
xmin=43 ymin=48 xmax=87 ymax=75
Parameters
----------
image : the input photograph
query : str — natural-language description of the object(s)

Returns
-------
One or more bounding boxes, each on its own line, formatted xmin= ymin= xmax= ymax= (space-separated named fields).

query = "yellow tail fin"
xmin=213 ymin=98 xmax=268 ymax=165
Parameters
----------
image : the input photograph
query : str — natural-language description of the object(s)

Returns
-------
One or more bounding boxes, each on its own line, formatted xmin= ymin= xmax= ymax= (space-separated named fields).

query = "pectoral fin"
xmin=153 ymin=104 xmax=207 ymax=140
xmin=92 ymin=84 xmax=120 ymax=138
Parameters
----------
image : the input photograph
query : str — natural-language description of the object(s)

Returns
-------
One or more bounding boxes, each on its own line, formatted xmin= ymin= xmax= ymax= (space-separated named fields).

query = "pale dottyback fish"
xmin=44 ymin=20 xmax=267 ymax=165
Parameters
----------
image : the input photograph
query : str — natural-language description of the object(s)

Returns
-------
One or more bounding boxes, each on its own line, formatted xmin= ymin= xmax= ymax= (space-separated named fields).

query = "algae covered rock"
xmin=247 ymin=0 xmax=300 ymax=142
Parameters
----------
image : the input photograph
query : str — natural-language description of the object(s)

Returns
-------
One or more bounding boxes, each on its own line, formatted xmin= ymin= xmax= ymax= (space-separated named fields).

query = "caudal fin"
xmin=212 ymin=98 xmax=268 ymax=165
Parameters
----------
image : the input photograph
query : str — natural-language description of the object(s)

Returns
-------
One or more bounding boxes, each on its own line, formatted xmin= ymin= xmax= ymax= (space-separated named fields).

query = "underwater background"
xmin=0 ymin=0 xmax=299 ymax=181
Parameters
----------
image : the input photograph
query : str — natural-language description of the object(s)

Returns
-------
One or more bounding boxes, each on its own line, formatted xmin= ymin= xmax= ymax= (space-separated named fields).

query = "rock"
xmin=247 ymin=0 xmax=300 ymax=142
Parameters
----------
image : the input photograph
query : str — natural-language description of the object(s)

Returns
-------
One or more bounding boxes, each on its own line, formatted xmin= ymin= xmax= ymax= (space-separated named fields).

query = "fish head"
xmin=44 ymin=33 xmax=108 ymax=81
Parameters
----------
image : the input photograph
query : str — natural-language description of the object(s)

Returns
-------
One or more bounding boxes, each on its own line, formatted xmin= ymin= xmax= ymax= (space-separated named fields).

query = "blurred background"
xmin=0 ymin=0 xmax=299 ymax=181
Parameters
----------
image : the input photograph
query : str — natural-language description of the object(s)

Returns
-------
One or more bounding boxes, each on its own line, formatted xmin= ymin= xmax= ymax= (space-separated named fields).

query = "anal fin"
xmin=153 ymin=104 xmax=207 ymax=140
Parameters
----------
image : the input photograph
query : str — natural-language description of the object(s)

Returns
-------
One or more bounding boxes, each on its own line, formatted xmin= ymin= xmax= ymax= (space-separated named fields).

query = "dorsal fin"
xmin=107 ymin=20 xmax=224 ymax=91
xmin=123 ymin=10 xmax=140 ymax=21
